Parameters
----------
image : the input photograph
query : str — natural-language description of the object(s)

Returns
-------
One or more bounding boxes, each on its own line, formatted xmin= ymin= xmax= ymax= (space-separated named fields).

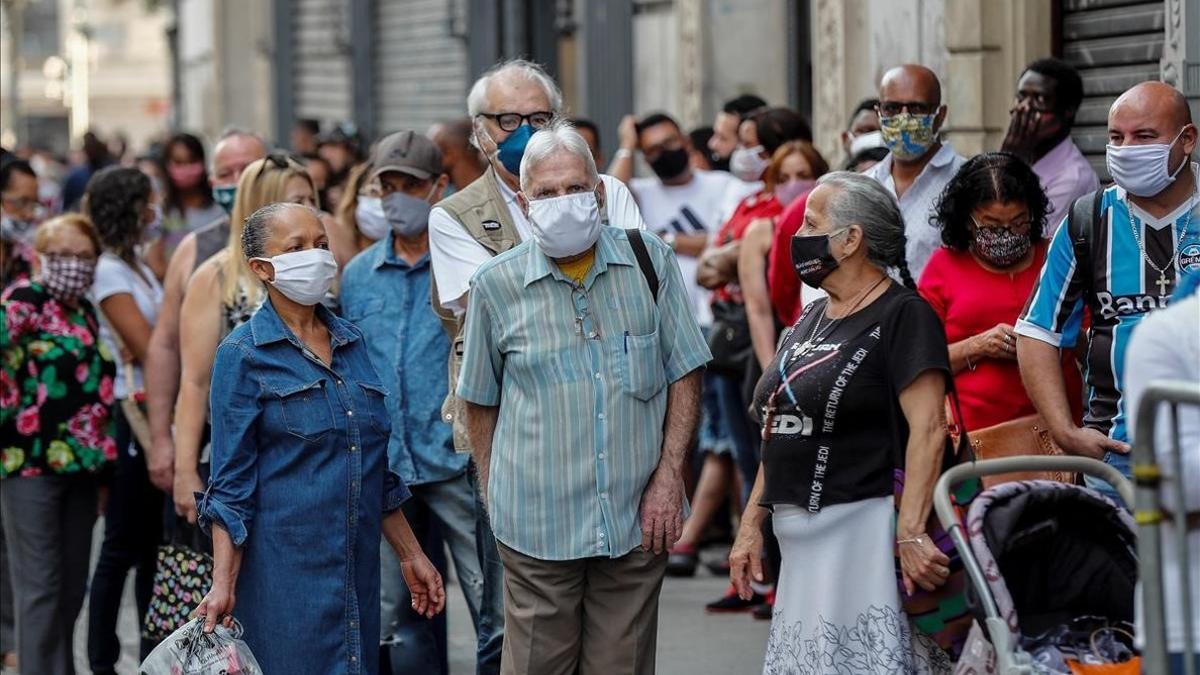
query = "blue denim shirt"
xmin=197 ymin=298 xmax=409 ymax=675
xmin=340 ymin=233 xmax=467 ymax=485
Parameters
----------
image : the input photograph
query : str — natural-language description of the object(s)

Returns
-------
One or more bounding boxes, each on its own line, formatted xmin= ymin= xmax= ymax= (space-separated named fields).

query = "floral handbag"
xmin=143 ymin=520 xmax=213 ymax=641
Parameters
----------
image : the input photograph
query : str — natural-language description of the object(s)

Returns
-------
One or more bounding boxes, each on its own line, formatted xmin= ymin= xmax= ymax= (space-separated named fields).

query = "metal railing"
xmin=1134 ymin=379 xmax=1200 ymax=675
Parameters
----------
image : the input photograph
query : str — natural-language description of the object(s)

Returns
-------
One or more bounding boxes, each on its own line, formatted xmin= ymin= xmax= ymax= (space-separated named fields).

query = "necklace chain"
xmin=1127 ymin=191 xmax=1195 ymax=285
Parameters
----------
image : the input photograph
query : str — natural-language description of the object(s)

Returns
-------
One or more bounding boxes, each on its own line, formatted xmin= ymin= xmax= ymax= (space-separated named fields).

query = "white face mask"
xmin=253 ymin=248 xmax=338 ymax=306
xmin=729 ymin=145 xmax=769 ymax=182
xmin=527 ymin=190 xmax=602 ymax=259
xmin=1106 ymin=126 xmax=1192 ymax=198
xmin=848 ymin=130 xmax=886 ymax=156
xmin=355 ymin=196 xmax=390 ymax=240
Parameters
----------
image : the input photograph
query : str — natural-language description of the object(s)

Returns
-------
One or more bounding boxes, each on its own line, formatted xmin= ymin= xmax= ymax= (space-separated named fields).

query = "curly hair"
xmin=82 ymin=166 xmax=152 ymax=273
xmin=932 ymin=152 xmax=1049 ymax=252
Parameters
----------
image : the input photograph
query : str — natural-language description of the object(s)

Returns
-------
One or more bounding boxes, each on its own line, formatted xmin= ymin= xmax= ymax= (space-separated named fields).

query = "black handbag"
xmin=707 ymin=300 xmax=753 ymax=376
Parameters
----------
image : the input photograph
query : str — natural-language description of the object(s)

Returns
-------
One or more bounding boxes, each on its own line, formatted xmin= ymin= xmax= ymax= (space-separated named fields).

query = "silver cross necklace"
xmin=1128 ymin=189 xmax=1196 ymax=298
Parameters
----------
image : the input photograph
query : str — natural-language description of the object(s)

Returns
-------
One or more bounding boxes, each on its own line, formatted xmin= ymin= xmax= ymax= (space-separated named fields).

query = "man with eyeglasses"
xmin=426 ymin=57 xmax=643 ymax=674
xmin=1 ymin=157 xmax=45 ymax=287
xmin=865 ymin=64 xmax=967 ymax=278
xmin=1000 ymin=58 xmax=1099 ymax=234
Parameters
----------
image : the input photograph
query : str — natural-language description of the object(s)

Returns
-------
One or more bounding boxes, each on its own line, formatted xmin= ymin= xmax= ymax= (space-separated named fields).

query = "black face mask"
xmin=708 ymin=150 xmax=731 ymax=173
xmin=790 ymin=230 xmax=846 ymax=288
xmin=649 ymin=147 xmax=690 ymax=181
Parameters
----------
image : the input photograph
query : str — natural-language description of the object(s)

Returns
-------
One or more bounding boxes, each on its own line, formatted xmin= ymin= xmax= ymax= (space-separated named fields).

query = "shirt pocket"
xmin=272 ymin=379 xmax=335 ymax=443
xmin=618 ymin=329 xmax=667 ymax=401
xmin=357 ymin=381 xmax=391 ymax=436
xmin=343 ymin=297 xmax=384 ymax=327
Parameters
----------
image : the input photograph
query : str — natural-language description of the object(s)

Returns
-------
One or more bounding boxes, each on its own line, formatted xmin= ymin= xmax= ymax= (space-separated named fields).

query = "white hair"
xmin=518 ymin=119 xmax=599 ymax=192
xmin=466 ymin=58 xmax=563 ymax=130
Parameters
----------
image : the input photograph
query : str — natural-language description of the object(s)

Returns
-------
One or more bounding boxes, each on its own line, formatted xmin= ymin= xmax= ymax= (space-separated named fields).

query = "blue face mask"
xmin=212 ymin=185 xmax=237 ymax=214
xmin=497 ymin=124 xmax=536 ymax=176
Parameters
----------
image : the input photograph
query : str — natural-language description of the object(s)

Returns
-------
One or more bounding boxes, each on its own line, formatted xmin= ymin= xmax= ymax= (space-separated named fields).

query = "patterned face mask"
xmin=878 ymin=112 xmax=938 ymax=160
xmin=971 ymin=223 xmax=1031 ymax=268
xmin=39 ymin=254 xmax=97 ymax=301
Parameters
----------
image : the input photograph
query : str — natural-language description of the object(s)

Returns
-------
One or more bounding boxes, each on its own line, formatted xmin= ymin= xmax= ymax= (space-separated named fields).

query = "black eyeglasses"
xmin=877 ymin=101 xmax=936 ymax=117
xmin=476 ymin=111 xmax=554 ymax=133
xmin=252 ymin=151 xmax=304 ymax=186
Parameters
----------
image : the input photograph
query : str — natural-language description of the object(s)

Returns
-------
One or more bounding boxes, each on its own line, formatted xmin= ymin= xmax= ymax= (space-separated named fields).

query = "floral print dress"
xmin=1 ymin=280 xmax=117 ymax=479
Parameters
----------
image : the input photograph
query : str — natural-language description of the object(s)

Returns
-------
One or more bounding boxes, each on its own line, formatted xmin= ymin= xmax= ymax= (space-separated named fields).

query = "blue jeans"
xmin=710 ymin=372 xmax=759 ymax=506
xmin=381 ymin=468 xmax=503 ymax=675
xmin=1083 ymin=449 xmax=1132 ymax=507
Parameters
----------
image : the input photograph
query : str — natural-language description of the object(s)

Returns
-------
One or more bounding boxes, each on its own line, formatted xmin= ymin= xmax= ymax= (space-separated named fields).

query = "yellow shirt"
xmin=555 ymin=249 xmax=596 ymax=285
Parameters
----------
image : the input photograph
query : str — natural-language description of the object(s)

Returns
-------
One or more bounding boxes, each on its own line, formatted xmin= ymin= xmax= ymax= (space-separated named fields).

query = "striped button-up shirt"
xmin=457 ymin=227 xmax=710 ymax=561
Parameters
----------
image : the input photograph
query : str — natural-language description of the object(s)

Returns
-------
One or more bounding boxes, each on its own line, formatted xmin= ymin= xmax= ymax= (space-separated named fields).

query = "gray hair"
xmin=518 ymin=119 xmax=599 ymax=193
xmin=467 ymin=58 xmax=563 ymax=120
xmin=815 ymin=171 xmax=915 ymax=288
xmin=242 ymin=202 xmax=311 ymax=260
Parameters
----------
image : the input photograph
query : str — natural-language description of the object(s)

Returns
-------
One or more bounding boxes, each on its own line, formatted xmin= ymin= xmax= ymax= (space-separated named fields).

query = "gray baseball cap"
xmin=369 ymin=130 xmax=443 ymax=181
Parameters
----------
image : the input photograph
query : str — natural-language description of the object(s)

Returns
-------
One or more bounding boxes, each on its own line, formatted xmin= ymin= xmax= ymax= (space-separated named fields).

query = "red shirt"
xmin=918 ymin=244 xmax=1083 ymax=431
xmin=766 ymin=192 xmax=809 ymax=325
xmin=713 ymin=190 xmax=783 ymax=304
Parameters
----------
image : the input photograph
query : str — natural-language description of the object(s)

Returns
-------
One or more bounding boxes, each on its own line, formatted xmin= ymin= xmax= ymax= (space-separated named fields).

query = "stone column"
xmin=1161 ymin=0 xmax=1200 ymax=123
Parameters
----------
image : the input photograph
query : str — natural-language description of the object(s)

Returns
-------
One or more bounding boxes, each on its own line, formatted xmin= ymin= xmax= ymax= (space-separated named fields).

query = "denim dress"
xmin=197 ymin=299 xmax=409 ymax=674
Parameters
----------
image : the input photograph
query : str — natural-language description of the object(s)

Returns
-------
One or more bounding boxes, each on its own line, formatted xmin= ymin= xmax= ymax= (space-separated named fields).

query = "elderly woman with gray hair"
xmin=729 ymin=172 xmax=961 ymax=673
xmin=193 ymin=202 xmax=444 ymax=673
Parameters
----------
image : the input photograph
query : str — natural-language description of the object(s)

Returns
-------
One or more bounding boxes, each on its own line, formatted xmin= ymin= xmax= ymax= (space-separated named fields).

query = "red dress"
xmin=766 ymin=192 xmax=809 ymax=325
xmin=712 ymin=190 xmax=783 ymax=304
xmin=918 ymin=243 xmax=1084 ymax=431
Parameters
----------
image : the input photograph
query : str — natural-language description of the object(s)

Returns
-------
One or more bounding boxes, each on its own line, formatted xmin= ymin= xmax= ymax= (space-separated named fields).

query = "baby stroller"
xmin=934 ymin=456 xmax=1139 ymax=674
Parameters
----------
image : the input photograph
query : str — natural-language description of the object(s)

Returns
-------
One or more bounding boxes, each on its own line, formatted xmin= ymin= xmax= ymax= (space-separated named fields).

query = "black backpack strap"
xmin=1068 ymin=190 xmax=1101 ymax=297
xmin=626 ymin=229 xmax=659 ymax=303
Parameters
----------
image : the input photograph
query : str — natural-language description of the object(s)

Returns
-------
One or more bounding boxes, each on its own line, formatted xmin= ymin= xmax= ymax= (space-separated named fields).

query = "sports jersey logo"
xmin=1095 ymin=291 xmax=1169 ymax=320
xmin=768 ymin=413 xmax=814 ymax=437
xmin=1179 ymin=243 xmax=1200 ymax=273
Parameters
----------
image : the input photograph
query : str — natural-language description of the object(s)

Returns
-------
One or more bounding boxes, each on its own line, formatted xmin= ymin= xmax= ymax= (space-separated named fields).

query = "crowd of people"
xmin=0 ymin=51 xmax=1197 ymax=675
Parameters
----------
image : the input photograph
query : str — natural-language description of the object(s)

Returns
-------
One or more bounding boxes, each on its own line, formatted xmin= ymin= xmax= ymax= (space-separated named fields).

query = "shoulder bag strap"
xmin=625 ymin=229 xmax=659 ymax=303
xmin=1068 ymin=190 xmax=1101 ymax=299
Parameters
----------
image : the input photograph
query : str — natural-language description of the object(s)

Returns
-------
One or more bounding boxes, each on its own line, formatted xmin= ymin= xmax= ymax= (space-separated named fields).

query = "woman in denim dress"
xmin=194 ymin=202 xmax=444 ymax=673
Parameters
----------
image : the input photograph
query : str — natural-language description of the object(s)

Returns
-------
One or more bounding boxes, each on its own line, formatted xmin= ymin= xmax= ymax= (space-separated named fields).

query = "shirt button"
xmin=597 ymin=413 xmax=605 ymax=420
xmin=599 ymin=532 xmax=606 ymax=538
xmin=337 ymin=380 xmax=343 ymax=386
xmin=347 ymin=410 xmax=354 ymax=417
xmin=600 ymin=492 xmax=608 ymax=499
xmin=350 ymin=445 xmax=357 ymax=452
xmin=598 ymin=452 xmax=606 ymax=460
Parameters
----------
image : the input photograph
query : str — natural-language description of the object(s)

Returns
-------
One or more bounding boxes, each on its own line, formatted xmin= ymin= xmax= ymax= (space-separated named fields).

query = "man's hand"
xmin=999 ymin=106 xmax=1042 ymax=160
xmin=639 ymin=469 xmax=684 ymax=554
xmin=147 ymin=437 xmax=175 ymax=492
xmin=617 ymin=114 xmax=639 ymax=152
xmin=1053 ymin=425 xmax=1131 ymax=460
xmin=174 ymin=469 xmax=205 ymax=524
xmin=401 ymin=554 xmax=447 ymax=619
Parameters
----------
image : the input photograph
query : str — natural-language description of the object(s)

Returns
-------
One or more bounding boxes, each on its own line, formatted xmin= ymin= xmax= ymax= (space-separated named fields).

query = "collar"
xmin=250 ymin=297 xmax=358 ymax=348
xmin=493 ymin=171 xmax=520 ymax=205
xmin=373 ymin=231 xmax=431 ymax=270
xmin=927 ymin=142 xmax=959 ymax=169
xmin=523 ymin=227 xmax=635 ymax=288
xmin=1120 ymin=163 xmax=1200 ymax=230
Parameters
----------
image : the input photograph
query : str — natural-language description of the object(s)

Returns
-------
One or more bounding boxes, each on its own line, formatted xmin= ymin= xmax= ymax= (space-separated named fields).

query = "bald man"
xmin=865 ymin=64 xmax=966 ymax=278
xmin=1017 ymin=81 xmax=1198 ymax=499
xmin=143 ymin=129 xmax=267 ymax=493
xmin=428 ymin=118 xmax=487 ymax=193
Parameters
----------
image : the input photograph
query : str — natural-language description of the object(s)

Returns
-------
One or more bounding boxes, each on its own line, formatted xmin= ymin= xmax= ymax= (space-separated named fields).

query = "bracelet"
xmin=965 ymin=337 xmax=978 ymax=371
xmin=615 ymin=148 xmax=634 ymax=160
xmin=896 ymin=535 xmax=927 ymax=546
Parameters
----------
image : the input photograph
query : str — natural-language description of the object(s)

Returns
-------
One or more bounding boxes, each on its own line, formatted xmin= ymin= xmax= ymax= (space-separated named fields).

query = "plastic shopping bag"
xmin=139 ymin=616 xmax=262 ymax=675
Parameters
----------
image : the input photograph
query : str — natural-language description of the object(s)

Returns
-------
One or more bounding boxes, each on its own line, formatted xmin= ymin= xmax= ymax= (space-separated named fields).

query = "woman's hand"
xmin=897 ymin=533 xmax=951 ymax=596
xmin=728 ymin=523 xmax=765 ymax=601
xmin=401 ymin=554 xmax=446 ymax=619
xmin=195 ymin=580 xmax=236 ymax=633
xmin=973 ymin=323 xmax=1017 ymax=361
xmin=173 ymin=469 xmax=205 ymax=524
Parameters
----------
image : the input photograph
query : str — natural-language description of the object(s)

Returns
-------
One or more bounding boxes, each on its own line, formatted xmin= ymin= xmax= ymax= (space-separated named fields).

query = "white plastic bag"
xmin=139 ymin=617 xmax=262 ymax=675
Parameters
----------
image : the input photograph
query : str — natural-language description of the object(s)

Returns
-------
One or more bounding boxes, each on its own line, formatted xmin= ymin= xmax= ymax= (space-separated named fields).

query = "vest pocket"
xmin=619 ymin=329 xmax=666 ymax=401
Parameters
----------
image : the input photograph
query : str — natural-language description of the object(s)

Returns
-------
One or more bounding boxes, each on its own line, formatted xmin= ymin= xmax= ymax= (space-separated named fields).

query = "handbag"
xmin=958 ymin=412 xmax=1077 ymax=488
xmin=890 ymin=383 xmax=981 ymax=661
xmin=99 ymin=313 xmax=154 ymax=450
xmin=707 ymin=300 xmax=753 ymax=376
xmin=143 ymin=519 xmax=214 ymax=641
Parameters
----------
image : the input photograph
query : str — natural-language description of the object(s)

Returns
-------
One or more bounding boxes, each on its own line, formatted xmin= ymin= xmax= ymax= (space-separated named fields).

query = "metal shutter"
xmin=1060 ymin=0 xmax=1165 ymax=180
xmin=292 ymin=0 xmax=354 ymax=123
xmin=374 ymin=0 xmax=470 ymax=135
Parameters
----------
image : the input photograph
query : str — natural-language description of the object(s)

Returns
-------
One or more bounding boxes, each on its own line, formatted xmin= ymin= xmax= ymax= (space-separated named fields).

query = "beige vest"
xmin=432 ymin=168 xmax=614 ymax=452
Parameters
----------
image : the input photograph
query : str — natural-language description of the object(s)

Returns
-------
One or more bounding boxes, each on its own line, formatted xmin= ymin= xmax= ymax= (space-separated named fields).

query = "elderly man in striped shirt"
xmin=457 ymin=120 xmax=710 ymax=675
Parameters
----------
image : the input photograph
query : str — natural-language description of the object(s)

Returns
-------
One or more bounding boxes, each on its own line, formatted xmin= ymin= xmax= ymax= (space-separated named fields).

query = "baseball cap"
xmin=369 ymin=131 xmax=443 ymax=181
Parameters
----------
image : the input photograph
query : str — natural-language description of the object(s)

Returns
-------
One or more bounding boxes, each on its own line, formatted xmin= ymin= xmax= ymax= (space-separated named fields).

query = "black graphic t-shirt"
xmin=752 ymin=283 xmax=949 ymax=511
